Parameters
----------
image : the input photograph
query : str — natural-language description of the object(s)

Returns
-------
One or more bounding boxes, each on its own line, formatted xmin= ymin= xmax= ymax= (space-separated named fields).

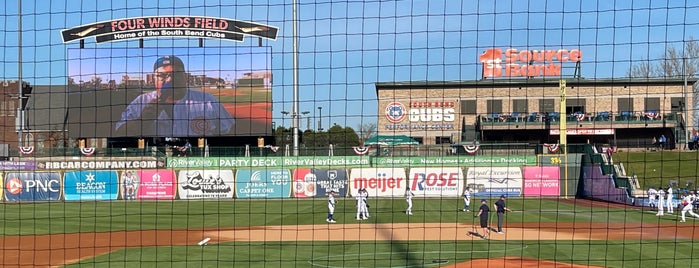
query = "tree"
xmin=628 ymin=39 xmax=699 ymax=78
xmin=356 ymin=122 xmax=377 ymax=143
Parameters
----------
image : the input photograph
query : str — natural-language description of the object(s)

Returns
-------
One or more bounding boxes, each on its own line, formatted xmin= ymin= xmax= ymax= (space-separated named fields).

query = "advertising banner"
xmin=177 ymin=170 xmax=234 ymax=199
xmin=371 ymin=156 xmax=535 ymax=167
xmin=408 ymin=167 xmax=463 ymax=197
xmin=0 ymin=161 xmax=36 ymax=171
xmin=168 ymin=156 xmax=370 ymax=169
xmin=293 ymin=168 xmax=348 ymax=198
xmin=39 ymin=160 xmax=160 ymax=170
xmin=466 ymin=167 xmax=522 ymax=197
xmin=4 ymin=172 xmax=61 ymax=202
xmin=235 ymin=169 xmax=291 ymax=199
xmin=127 ymin=170 xmax=176 ymax=200
xmin=349 ymin=167 xmax=406 ymax=197
xmin=522 ymin=167 xmax=561 ymax=196
xmin=64 ymin=171 xmax=119 ymax=201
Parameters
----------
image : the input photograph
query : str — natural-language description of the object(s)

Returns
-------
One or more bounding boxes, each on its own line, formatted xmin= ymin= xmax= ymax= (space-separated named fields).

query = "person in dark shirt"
xmin=493 ymin=195 xmax=513 ymax=234
xmin=476 ymin=199 xmax=490 ymax=239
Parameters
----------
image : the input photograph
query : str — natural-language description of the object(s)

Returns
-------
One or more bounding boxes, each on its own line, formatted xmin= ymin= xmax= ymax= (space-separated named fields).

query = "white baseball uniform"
xmin=405 ymin=189 xmax=414 ymax=215
xmin=647 ymin=188 xmax=657 ymax=209
xmin=463 ymin=188 xmax=472 ymax=211
xmin=656 ymin=189 xmax=665 ymax=216
xmin=327 ymin=194 xmax=336 ymax=223
xmin=681 ymin=194 xmax=699 ymax=222
xmin=361 ymin=191 xmax=370 ymax=218
xmin=666 ymin=187 xmax=674 ymax=213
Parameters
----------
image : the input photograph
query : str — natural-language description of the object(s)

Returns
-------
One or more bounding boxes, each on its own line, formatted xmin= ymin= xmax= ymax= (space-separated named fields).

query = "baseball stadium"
xmin=1 ymin=1 xmax=699 ymax=267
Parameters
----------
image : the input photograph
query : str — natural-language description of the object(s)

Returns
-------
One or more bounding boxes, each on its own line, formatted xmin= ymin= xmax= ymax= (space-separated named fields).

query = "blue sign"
xmin=235 ymin=169 xmax=291 ymax=198
xmin=312 ymin=169 xmax=348 ymax=197
xmin=63 ymin=170 xmax=119 ymax=201
xmin=4 ymin=172 xmax=61 ymax=202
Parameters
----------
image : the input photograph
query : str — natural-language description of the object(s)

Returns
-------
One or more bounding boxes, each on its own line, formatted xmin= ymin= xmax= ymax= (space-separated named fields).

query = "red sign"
xmin=480 ymin=48 xmax=582 ymax=78
xmin=549 ymin=129 xmax=615 ymax=135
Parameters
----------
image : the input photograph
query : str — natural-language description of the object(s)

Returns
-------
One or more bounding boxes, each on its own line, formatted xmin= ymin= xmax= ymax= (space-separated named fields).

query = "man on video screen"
xmin=115 ymin=55 xmax=235 ymax=136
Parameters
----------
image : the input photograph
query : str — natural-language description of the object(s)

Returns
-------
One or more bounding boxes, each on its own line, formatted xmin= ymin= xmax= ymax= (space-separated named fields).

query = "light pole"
xmin=301 ymin=111 xmax=310 ymax=130
xmin=281 ymin=111 xmax=289 ymax=128
xmin=318 ymin=106 xmax=323 ymax=131
xmin=292 ymin=0 xmax=300 ymax=156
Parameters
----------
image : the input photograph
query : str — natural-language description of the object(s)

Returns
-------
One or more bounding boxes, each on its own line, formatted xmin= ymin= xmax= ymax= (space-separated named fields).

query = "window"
xmin=460 ymin=99 xmax=477 ymax=115
xmin=566 ymin=98 xmax=586 ymax=114
xmin=539 ymin=99 xmax=555 ymax=113
xmin=670 ymin=97 xmax=684 ymax=112
xmin=644 ymin=97 xmax=660 ymax=112
xmin=411 ymin=136 xmax=423 ymax=144
xmin=617 ymin=98 xmax=634 ymax=112
xmin=486 ymin=100 xmax=502 ymax=114
xmin=0 ymin=101 xmax=15 ymax=117
xmin=435 ymin=136 xmax=451 ymax=144
xmin=512 ymin=99 xmax=528 ymax=113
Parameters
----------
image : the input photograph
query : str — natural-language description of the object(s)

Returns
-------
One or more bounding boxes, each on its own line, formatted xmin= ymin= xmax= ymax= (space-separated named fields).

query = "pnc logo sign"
xmin=480 ymin=48 xmax=582 ymax=78
xmin=6 ymin=178 xmax=22 ymax=195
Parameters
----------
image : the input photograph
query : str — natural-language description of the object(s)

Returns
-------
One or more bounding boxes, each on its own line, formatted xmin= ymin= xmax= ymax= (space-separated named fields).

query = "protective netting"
xmin=1 ymin=1 xmax=699 ymax=267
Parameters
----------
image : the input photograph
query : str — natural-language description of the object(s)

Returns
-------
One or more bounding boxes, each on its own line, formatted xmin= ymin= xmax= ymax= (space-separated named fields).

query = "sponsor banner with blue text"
xmin=349 ymin=167 xmax=406 ymax=197
xmin=4 ymin=172 xmax=61 ymax=202
xmin=235 ymin=169 xmax=291 ymax=199
xmin=408 ymin=167 xmax=463 ymax=197
xmin=466 ymin=167 xmax=522 ymax=197
xmin=63 ymin=171 xmax=119 ymax=201
xmin=177 ymin=170 xmax=234 ymax=199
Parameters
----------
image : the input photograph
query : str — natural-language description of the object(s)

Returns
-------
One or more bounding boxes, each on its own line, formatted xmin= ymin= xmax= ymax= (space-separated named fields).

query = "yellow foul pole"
xmin=559 ymin=80 xmax=568 ymax=198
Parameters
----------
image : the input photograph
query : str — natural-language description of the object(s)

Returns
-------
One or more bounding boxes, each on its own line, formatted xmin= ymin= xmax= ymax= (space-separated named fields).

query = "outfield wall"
xmin=0 ymin=155 xmax=587 ymax=202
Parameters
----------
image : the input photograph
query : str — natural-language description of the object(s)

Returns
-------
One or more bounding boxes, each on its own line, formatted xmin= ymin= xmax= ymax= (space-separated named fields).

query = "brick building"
xmin=376 ymin=78 xmax=696 ymax=149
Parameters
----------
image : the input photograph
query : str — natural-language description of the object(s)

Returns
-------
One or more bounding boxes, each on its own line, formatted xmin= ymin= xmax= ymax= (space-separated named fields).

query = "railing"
xmin=11 ymin=143 xmax=545 ymax=158
xmin=480 ymin=111 xmax=680 ymax=124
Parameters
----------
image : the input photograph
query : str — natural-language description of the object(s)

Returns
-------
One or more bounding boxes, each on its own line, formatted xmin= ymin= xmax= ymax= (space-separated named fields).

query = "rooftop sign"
xmin=479 ymin=48 xmax=582 ymax=78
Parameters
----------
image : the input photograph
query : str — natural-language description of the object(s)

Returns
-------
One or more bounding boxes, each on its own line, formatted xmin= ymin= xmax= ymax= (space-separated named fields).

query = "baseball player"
xmin=680 ymin=191 xmax=699 ymax=222
xmin=356 ymin=189 xmax=368 ymax=220
xmin=647 ymin=186 xmax=658 ymax=210
xmin=326 ymin=191 xmax=337 ymax=223
xmin=362 ymin=188 xmax=371 ymax=218
xmin=666 ymin=186 xmax=674 ymax=214
xmin=463 ymin=187 xmax=472 ymax=212
xmin=405 ymin=187 xmax=415 ymax=215
xmin=656 ymin=187 xmax=665 ymax=216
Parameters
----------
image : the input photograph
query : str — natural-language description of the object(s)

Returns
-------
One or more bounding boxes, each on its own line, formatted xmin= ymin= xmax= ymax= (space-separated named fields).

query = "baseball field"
xmin=1 ymin=196 xmax=697 ymax=267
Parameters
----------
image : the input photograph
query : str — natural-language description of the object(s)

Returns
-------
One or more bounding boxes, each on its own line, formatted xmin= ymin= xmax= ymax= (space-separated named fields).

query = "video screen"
xmin=66 ymin=47 xmax=272 ymax=138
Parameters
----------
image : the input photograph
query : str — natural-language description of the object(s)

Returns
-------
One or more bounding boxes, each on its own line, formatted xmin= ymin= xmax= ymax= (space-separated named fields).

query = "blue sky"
xmin=2 ymin=0 xmax=699 ymax=130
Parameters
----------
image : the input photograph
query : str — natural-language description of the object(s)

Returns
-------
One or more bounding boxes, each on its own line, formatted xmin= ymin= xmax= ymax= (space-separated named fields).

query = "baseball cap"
xmin=480 ymin=199 xmax=486 ymax=202
xmin=153 ymin=55 xmax=185 ymax=71
xmin=500 ymin=195 xmax=506 ymax=199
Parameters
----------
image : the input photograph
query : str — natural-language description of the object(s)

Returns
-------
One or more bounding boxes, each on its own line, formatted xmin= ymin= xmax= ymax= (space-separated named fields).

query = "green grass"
xmin=614 ymin=150 xmax=699 ymax=188
xmin=0 ymin=198 xmax=680 ymax=236
xmin=66 ymin=240 xmax=699 ymax=268
xmin=2 ymin=198 xmax=694 ymax=267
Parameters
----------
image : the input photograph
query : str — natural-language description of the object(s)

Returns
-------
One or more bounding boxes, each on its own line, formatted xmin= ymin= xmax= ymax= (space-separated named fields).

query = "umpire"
xmin=493 ymin=195 xmax=513 ymax=234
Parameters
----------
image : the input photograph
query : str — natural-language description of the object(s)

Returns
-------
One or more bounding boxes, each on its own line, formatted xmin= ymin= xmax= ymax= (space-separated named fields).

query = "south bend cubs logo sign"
xmin=385 ymin=102 xmax=406 ymax=123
